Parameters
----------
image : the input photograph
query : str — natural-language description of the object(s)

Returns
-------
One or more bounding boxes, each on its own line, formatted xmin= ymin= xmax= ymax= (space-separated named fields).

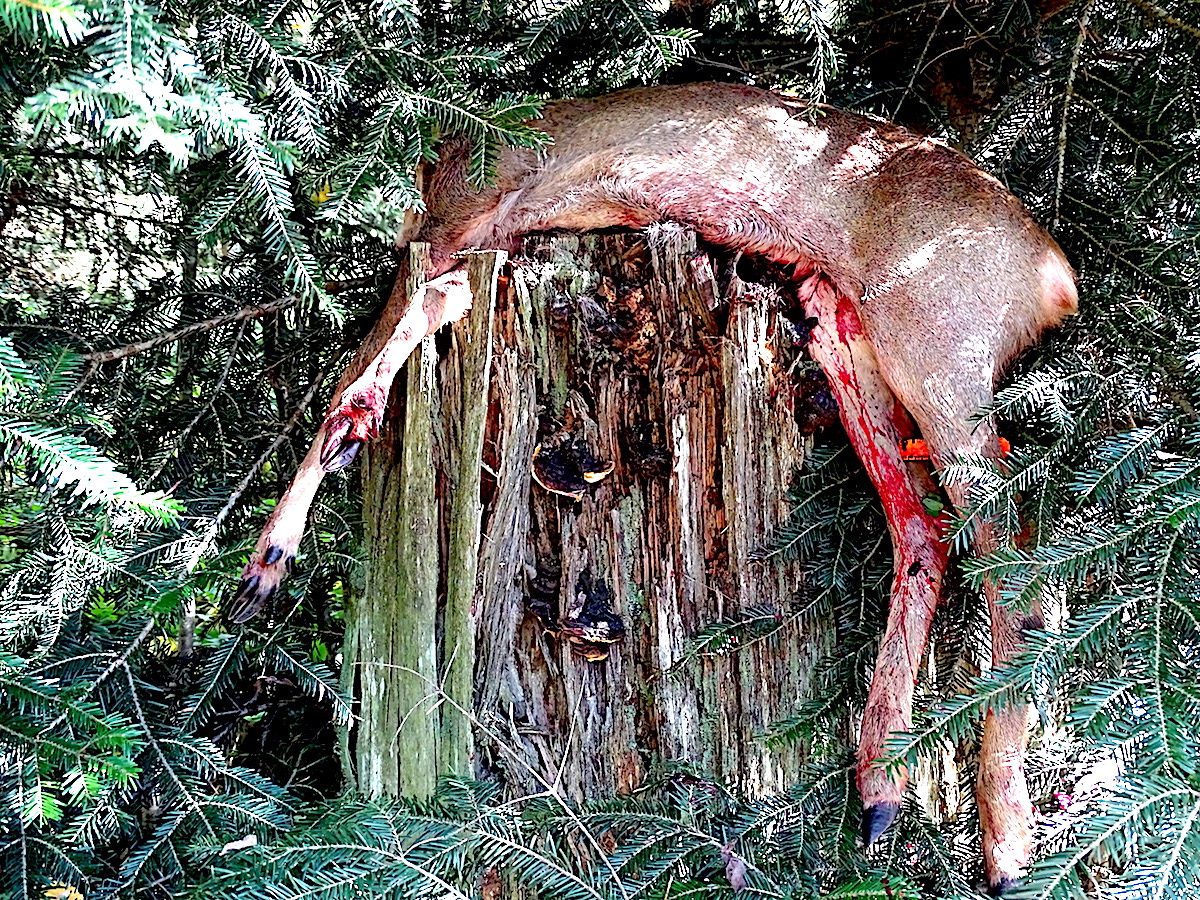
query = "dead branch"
xmin=185 ymin=357 xmax=332 ymax=572
xmin=324 ymin=274 xmax=390 ymax=294
xmin=84 ymin=297 xmax=295 ymax=365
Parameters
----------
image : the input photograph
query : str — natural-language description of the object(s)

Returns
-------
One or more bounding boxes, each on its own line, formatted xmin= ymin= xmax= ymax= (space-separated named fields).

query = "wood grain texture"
xmin=347 ymin=244 xmax=441 ymax=799
xmin=439 ymin=251 xmax=506 ymax=778
xmin=348 ymin=233 xmax=846 ymax=801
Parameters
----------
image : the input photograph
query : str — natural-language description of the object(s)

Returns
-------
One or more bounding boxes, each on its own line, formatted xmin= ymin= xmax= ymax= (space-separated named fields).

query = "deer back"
xmin=411 ymin=83 xmax=1076 ymax=418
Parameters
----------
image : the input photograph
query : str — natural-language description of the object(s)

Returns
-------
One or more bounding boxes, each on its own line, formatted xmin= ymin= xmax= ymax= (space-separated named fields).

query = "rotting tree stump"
xmin=341 ymin=229 xmax=844 ymax=802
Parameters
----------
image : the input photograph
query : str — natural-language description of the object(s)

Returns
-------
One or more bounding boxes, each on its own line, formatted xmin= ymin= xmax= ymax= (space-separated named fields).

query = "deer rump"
xmin=229 ymin=83 xmax=1077 ymax=893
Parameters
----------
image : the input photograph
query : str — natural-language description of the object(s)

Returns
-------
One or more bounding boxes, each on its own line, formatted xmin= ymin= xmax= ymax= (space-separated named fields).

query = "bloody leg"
xmin=797 ymin=270 xmax=949 ymax=842
xmin=227 ymin=266 xmax=473 ymax=623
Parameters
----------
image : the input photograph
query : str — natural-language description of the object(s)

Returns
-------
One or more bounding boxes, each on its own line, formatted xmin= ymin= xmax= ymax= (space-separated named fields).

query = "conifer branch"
xmin=82 ymin=297 xmax=295 ymax=365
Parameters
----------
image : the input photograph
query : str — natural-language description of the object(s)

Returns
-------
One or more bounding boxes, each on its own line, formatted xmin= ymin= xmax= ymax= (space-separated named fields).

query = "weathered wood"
xmin=439 ymin=251 xmax=506 ymax=778
xmin=347 ymin=244 xmax=441 ymax=799
xmin=346 ymin=232 xmax=841 ymax=802
xmin=472 ymin=231 xmax=826 ymax=798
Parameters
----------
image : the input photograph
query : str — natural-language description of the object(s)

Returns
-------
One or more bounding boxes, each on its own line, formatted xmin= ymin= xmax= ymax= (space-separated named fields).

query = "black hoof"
xmin=226 ymin=577 xmax=276 ymax=625
xmin=321 ymin=437 xmax=364 ymax=472
xmin=264 ymin=545 xmax=283 ymax=565
xmin=861 ymin=802 xmax=900 ymax=845
xmin=988 ymin=878 xmax=1019 ymax=897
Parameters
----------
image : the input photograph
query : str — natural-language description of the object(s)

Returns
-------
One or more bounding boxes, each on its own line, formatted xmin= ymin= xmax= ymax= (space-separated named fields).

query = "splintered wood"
xmin=343 ymin=232 xmax=835 ymax=801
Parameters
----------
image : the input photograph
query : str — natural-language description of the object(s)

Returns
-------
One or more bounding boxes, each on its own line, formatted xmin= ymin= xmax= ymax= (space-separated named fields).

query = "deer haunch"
xmin=227 ymin=82 xmax=1077 ymax=891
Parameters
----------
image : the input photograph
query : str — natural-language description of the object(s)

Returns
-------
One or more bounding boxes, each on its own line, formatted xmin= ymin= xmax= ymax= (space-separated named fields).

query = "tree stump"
xmin=342 ymin=230 xmax=842 ymax=802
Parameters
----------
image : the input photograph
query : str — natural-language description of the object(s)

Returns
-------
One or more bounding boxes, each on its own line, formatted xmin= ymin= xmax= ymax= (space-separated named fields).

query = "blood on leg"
xmin=798 ymin=271 xmax=949 ymax=842
xmin=228 ymin=266 xmax=474 ymax=622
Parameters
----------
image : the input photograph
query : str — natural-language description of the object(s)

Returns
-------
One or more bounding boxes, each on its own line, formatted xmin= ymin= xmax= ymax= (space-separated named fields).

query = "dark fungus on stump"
xmin=560 ymin=572 xmax=625 ymax=662
xmin=531 ymin=435 xmax=614 ymax=501
xmin=527 ymin=565 xmax=625 ymax=663
xmin=792 ymin=367 xmax=840 ymax=434
xmin=621 ymin=423 xmax=672 ymax=479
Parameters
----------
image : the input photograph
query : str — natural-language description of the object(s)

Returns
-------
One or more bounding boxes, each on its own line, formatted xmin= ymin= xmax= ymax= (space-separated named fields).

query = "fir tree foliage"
xmin=198 ymin=775 xmax=970 ymax=900
xmin=0 ymin=337 xmax=177 ymax=521
xmin=2 ymin=0 xmax=1200 ymax=896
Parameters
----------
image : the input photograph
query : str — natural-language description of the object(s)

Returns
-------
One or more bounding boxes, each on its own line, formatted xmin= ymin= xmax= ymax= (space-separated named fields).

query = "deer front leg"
xmin=227 ymin=434 xmax=330 ymax=623
xmin=227 ymin=266 xmax=473 ymax=623
xmin=320 ymin=267 xmax=472 ymax=471
xmin=797 ymin=272 xmax=949 ymax=844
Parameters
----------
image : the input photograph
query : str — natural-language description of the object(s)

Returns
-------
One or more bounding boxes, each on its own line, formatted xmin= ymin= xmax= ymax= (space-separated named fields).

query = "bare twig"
xmin=25 ymin=149 xmax=128 ymax=163
xmin=891 ymin=0 xmax=951 ymax=122
xmin=1127 ymin=0 xmax=1200 ymax=41
xmin=25 ymin=196 xmax=177 ymax=227
xmin=84 ymin=297 xmax=295 ymax=365
xmin=1054 ymin=0 xmax=1096 ymax=229
xmin=324 ymin=274 xmax=389 ymax=294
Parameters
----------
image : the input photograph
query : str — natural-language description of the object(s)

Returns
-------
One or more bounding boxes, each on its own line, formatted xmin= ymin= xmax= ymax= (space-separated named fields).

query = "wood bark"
xmin=345 ymin=232 xmax=842 ymax=801
xmin=346 ymin=246 xmax=440 ymax=798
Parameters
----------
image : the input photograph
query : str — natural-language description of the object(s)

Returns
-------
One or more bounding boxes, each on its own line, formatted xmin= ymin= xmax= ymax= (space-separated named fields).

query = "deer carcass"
xmin=227 ymin=82 xmax=1076 ymax=892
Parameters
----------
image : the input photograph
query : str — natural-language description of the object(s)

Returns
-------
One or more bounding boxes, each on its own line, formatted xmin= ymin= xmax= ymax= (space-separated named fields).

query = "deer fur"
xmin=227 ymin=82 xmax=1077 ymax=892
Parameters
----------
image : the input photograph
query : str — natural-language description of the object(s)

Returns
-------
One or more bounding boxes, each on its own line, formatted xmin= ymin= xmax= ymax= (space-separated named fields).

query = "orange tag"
xmin=899 ymin=439 xmax=931 ymax=460
xmin=900 ymin=438 xmax=1010 ymax=460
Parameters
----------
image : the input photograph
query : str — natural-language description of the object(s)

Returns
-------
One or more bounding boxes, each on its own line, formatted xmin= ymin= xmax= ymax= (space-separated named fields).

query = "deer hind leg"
xmin=226 ymin=265 xmax=474 ymax=623
xmin=938 ymin=479 xmax=1036 ymax=895
xmin=974 ymin=521 xmax=1037 ymax=896
xmin=890 ymin=382 xmax=1036 ymax=894
xmin=797 ymin=271 xmax=949 ymax=844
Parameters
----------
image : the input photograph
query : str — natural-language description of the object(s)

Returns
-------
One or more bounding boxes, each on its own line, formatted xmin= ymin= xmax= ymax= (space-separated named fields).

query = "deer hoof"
xmin=226 ymin=547 xmax=292 ymax=623
xmin=861 ymin=801 xmax=900 ymax=845
xmin=321 ymin=388 xmax=385 ymax=472
xmin=320 ymin=433 xmax=365 ymax=471
xmin=987 ymin=878 xmax=1019 ymax=898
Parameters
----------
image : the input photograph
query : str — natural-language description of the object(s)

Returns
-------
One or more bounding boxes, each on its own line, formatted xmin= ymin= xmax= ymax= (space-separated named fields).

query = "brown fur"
xmin=417 ymin=84 xmax=1074 ymax=464
xmin=232 ymin=83 xmax=1076 ymax=888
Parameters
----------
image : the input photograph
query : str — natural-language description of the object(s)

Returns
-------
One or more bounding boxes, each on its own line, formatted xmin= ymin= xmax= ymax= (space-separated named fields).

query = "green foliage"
xmin=0 ymin=0 xmax=86 ymax=44
xmin=196 ymin=776 xmax=960 ymax=900
xmin=0 ymin=338 xmax=178 ymax=521
xmin=1 ymin=0 xmax=1199 ymax=896
xmin=0 ymin=575 xmax=352 ymax=895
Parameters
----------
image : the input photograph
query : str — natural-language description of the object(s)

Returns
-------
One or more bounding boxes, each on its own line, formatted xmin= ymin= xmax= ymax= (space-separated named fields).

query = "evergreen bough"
xmin=1 ymin=0 xmax=1198 ymax=896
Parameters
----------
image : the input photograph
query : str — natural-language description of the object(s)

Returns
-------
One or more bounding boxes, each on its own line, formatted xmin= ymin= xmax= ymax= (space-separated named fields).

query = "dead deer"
xmin=226 ymin=82 xmax=1077 ymax=892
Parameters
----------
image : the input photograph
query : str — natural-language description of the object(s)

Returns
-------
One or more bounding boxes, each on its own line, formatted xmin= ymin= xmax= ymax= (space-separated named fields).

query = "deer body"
xmin=230 ymin=83 xmax=1076 ymax=892
xmin=418 ymin=85 xmax=1073 ymax=406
